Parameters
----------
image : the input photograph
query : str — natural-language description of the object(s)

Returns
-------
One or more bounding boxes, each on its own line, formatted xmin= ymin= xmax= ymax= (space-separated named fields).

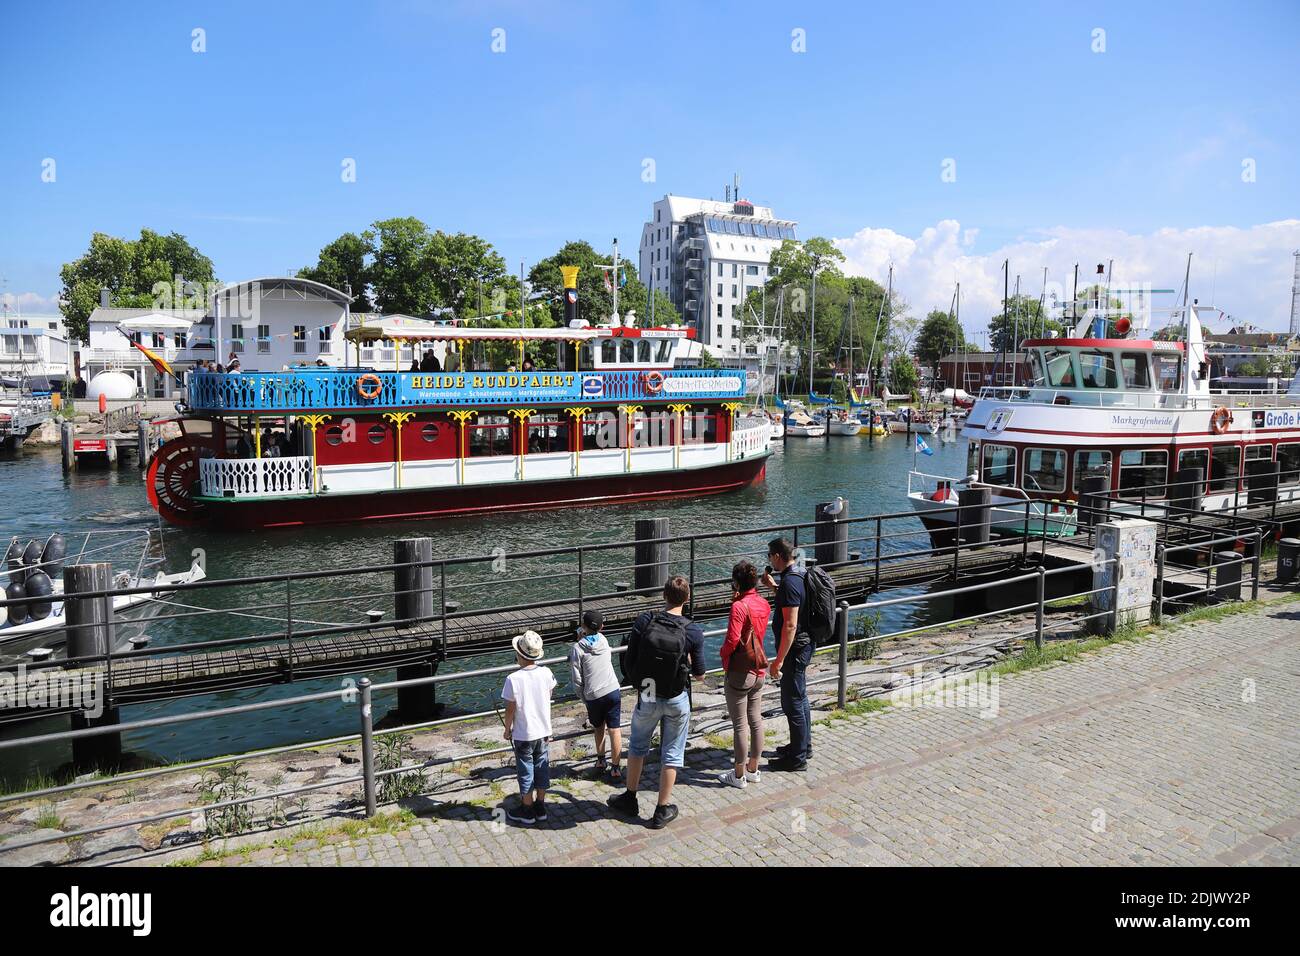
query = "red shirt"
xmin=720 ymin=589 xmax=772 ymax=676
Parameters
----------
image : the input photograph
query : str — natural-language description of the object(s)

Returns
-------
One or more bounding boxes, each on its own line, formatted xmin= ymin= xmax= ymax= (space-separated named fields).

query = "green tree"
xmin=59 ymin=229 xmax=215 ymax=341
xmin=298 ymin=232 xmax=372 ymax=309
xmin=988 ymin=294 xmax=1061 ymax=352
xmin=914 ymin=309 xmax=965 ymax=369
xmin=888 ymin=354 xmax=918 ymax=395
xmin=427 ymin=231 xmax=510 ymax=319
xmin=363 ymin=217 xmax=440 ymax=316
xmin=529 ymin=241 xmax=678 ymax=328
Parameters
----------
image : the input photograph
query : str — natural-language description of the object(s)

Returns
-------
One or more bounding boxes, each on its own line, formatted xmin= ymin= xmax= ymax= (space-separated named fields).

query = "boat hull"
xmin=189 ymin=456 xmax=769 ymax=530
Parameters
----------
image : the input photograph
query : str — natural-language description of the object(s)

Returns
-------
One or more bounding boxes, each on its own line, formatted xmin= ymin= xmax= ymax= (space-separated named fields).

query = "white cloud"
xmin=834 ymin=219 xmax=1300 ymax=334
xmin=0 ymin=291 xmax=62 ymax=315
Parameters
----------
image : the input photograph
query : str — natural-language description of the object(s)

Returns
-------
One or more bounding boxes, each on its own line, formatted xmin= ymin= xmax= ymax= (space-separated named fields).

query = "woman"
xmin=717 ymin=560 xmax=771 ymax=789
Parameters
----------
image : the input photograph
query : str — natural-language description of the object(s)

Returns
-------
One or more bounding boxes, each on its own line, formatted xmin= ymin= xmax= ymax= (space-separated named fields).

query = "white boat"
xmin=785 ymin=412 xmax=826 ymax=437
xmin=907 ymin=293 xmax=1300 ymax=540
xmin=827 ymin=411 xmax=863 ymax=436
xmin=888 ymin=410 xmax=940 ymax=435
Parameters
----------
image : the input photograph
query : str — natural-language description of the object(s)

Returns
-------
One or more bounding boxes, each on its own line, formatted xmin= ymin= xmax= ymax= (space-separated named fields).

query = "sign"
xmin=1109 ymin=412 xmax=1176 ymax=430
xmin=74 ymin=439 xmax=108 ymax=452
xmin=1253 ymin=409 xmax=1298 ymax=429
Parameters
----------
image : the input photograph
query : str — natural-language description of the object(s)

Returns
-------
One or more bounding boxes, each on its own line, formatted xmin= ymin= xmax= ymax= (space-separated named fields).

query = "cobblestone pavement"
xmin=206 ymin=601 xmax=1300 ymax=867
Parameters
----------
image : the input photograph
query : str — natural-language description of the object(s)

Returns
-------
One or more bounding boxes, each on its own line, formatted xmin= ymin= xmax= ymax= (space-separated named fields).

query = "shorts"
xmin=583 ymin=689 xmax=622 ymax=729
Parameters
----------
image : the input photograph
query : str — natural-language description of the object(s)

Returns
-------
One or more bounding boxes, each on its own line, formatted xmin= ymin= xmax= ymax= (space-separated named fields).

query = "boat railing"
xmin=731 ymin=417 xmax=772 ymax=457
xmin=199 ymin=456 xmax=314 ymax=498
xmin=976 ymin=385 xmax=1300 ymax=411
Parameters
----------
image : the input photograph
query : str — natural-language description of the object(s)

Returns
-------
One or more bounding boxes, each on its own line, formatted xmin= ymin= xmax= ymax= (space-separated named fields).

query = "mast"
xmin=1181 ymin=252 xmax=1193 ymax=398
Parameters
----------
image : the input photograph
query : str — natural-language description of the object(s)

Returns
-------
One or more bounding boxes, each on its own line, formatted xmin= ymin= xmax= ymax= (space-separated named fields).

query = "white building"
xmin=0 ymin=311 xmax=71 ymax=380
xmin=639 ymin=194 xmax=796 ymax=367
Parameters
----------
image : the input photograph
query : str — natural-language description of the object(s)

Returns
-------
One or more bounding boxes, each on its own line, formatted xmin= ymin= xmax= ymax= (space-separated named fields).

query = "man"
xmin=607 ymin=575 xmax=705 ymax=828
xmin=763 ymin=537 xmax=812 ymax=771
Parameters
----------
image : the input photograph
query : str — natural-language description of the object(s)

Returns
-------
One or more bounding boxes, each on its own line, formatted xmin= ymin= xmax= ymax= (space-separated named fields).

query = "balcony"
xmin=199 ymin=456 xmax=314 ymax=498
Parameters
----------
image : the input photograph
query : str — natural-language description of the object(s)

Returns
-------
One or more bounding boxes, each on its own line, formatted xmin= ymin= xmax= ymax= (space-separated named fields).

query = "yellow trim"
xmin=617 ymin=404 xmax=643 ymax=472
xmin=667 ymin=403 xmax=691 ymax=468
xmin=382 ymin=412 xmax=416 ymax=488
xmin=565 ymin=406 xmax=590 ymax=475
xmin=299 ymin=414 xmax=333 ymax=494
xmin=508 ymin=407 xmax=537 ymax=479
xmin=253 ymin=414 xmax=261 ymax=458
xmin=448 ymin=409 xmax=477 ymax=485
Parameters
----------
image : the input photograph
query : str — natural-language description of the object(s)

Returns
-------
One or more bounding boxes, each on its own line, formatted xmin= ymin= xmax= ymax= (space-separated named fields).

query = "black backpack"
xmin=628 ymin=611 xmax=690 ymax=700
xmin=801 ymin=565 xmax=837 ymax=640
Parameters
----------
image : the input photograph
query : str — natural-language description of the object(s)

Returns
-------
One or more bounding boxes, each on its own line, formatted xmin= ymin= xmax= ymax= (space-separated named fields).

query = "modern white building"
xmin=0 ymin=311 xmax=71 ymax=380
xmin=639 ymin=194 xmax=796 ymax=366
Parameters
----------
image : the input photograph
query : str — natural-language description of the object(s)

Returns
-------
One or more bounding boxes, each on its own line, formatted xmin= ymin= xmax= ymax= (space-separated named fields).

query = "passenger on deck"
xmin=408 ymin=356 xmax=420 ymax=372
xmin=420 ymin=351 xmax=441 ymax=373
xmin=522 ymin=354 xmax=535 ymax=372
xmin=235 ymin=433 xmax=252 ymax=459
xmin=443 ymin=350 xmax=460 ymax=372
xmin=227 ymin=353 xmax=242 ymax=375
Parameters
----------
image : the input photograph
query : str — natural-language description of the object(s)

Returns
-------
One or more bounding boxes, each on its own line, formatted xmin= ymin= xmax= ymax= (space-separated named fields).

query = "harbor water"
xmin=0 ymin=432 xmax=968 ymax=787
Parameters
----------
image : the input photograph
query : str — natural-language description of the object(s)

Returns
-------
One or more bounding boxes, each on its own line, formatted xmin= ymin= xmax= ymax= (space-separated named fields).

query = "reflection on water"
xmin=0 ymin=434 xmax=968 ymax=785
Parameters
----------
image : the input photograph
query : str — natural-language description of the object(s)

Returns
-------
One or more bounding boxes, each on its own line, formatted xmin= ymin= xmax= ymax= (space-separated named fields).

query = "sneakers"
xmin=744 ymin=768 xmax=762 ymax=784
xmin=717 ymin=770 xmax=747 ymax=789
xmin=533 ymin=800 xmax=547 ymax=822
xmin=506 ymin=803 xmax=535 ymax=825
xmin=607 ymin=790 xmax=639 ymax=817
xmin=650 ymin=804 xmax=679 ymax=829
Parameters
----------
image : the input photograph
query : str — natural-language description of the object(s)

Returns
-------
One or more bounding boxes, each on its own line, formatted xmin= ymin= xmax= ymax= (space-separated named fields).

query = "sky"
xmin=2 ymin=0 xmax=1298 ymax=333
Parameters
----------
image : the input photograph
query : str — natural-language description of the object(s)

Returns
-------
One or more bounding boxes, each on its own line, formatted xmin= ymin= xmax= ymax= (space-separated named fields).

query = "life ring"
xmin=1210 ymin=406 xmax=1232 ymax=435
xmin=643 ymin=370 xmax=666 ymax=394
xmin=356 ymin=374 xmax=383 ymax=401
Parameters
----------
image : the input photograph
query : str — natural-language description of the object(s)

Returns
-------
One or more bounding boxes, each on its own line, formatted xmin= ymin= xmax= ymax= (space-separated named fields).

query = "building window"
xmin=230 ymin=324 xmax=245 ymax=353
xmin=293 ymin=325 xmax=307 ymax=353
xmin=717 ymin=263 xmax=723 ymax=277
xmin=717 ymin=283 xmax=723 ymax=296
xmin=747 ymin=265 xmax=759 ymax=275
xmin=731 ymin=284 xmax=737 ymax=297
xmin=717 ymin=324 xmax=723 ymax=338
xmin=731 ymin=264 xmax=737 ymax=278
xmin=257 ymin=324 xmax=270 ymax=353
xmin=318 ymin=326 xmax=331 ymax=352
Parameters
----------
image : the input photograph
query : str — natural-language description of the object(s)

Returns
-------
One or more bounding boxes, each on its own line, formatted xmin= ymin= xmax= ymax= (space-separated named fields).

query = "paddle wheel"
xmin=146 ymin=419 xmax=225 ymax=526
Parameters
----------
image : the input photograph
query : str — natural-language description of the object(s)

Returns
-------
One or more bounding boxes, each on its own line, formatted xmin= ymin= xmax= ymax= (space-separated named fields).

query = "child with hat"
xmin=501 ymin=630 xmax=556 ymax=824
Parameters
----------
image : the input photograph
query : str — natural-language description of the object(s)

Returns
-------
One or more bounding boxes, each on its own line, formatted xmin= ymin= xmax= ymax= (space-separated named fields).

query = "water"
xmin=0 ymin=432 xmax=968 ymax=786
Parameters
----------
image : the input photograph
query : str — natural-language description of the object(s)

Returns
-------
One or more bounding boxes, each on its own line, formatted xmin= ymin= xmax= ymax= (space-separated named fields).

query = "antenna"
xmin=1290 ymin=250 xmax=1300 ymax=337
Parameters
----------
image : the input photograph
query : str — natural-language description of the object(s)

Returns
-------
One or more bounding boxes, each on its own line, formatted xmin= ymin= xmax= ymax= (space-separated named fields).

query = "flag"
xmin=915 ymin=435 xmax=934 ymax=456
xmin=119 ymin=327 xmax=185 ymax=385
xmin=603 ymin=272 xmax=613 ymax=293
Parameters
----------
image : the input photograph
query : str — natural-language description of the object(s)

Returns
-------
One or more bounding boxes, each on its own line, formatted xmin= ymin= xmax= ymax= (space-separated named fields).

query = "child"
xmin=501 ymin=630 xmax=556 ymax=824
xmin=568 ymin=610 xmax=623 ymax=782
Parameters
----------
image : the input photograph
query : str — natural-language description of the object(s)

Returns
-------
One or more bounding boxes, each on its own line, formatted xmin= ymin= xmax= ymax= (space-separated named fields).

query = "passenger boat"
xmin=146 ymin=310 xmax=772 ymax=529
xmin=908 ymin=303 xmax=1300 ymax=540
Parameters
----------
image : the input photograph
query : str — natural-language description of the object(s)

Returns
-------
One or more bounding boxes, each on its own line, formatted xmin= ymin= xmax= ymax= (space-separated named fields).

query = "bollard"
xmin=957 ymin=487 xmax=992 ymax=545
xmin=1034 ymin=566 xmax=1046 ymax=651
xmin=1277 ymin=538 xmax=1300 ymax=584
xmin=634 ymin=518 xmax=671 ymax=592
xmin=835 ymin=602 xmax=849 ymax=708
xmin=394 ymin=538 xmax=438 ymax=722
xmin=814 ymin=499 xmax=850 ymax=567
xmin=1213 ymin=550 xmax=1242 ymax=602
xmin=1078 ymin=474 xmax=1110 ymax=531
xmin=60 ymin=421 xmax=75 ymax=472
xmin=358 ymin=677 xmax=377 ymax=817
xmin=64 ymin=562 xmax=121 ymax=771
xmin=1245 ymin=459 xmax=1280 ymax=506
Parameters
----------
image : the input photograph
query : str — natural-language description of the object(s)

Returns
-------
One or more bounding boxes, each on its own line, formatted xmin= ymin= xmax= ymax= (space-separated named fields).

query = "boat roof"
xmin=1020 ymin=337 xmax=1184 ymax=351
xmin=344 ymin=321 xmax=696 ymax=344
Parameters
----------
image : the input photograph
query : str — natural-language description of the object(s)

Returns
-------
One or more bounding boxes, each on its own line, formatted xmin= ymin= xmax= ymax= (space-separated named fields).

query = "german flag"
xmin=118 ymin=327 xmax=185 ymax=385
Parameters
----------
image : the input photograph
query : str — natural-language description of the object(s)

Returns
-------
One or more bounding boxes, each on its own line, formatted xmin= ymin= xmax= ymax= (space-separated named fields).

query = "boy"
xmin=501 ymin=630 xmax=556 ymax=824
xmin=568 ymin=610 xmax=623 ymax=782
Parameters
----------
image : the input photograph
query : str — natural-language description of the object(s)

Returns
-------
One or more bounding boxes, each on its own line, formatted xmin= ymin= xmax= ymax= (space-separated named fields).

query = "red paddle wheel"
xmin=147 ymin=437 xmax=216 ymax=527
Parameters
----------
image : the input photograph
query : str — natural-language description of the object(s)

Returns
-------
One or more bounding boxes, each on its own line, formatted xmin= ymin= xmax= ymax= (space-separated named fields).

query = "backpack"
xmin=728 ymin=602 xmax=769 ymax=676
xmin=629 ymin=611 xmax=691 ymax=700
xmin=801 ymin=564 xmax=837 ymax=640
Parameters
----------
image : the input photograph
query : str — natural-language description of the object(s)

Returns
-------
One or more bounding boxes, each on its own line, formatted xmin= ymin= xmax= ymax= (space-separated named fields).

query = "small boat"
xmin=784 ymin=411 xmax=826 ymax=437
xmin=826 ymin=409 xmax=863 ymax=436
xmin=887 ymin=408 xmax=940 ymax=435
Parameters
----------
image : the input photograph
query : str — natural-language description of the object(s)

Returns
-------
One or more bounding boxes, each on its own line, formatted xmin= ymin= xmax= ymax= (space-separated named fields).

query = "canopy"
xmin=118 ymin=314 xmax=196 ymax=331
xmin=345 ymin=316 xmax=611 ymax=344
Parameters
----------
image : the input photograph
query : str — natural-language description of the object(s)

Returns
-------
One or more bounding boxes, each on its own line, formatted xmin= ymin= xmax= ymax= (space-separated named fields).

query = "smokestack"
xmin=99 ymin=287 xmax=110 ymax=308
xmin=561 ymin=265 xmax=580 ymax=326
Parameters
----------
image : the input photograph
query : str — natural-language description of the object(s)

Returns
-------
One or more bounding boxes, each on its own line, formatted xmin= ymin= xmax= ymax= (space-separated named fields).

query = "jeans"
xmin=513 ymin=738 xmax=550 ymax=794
xmin=627 ymin=690 xmax=691 ymax=768
xmin=780 ymin=638 xmax=813 ymax=759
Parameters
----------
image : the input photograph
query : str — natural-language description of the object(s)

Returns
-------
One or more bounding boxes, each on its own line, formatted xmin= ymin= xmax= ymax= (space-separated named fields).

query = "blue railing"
xmin=186 ymin=368 xmax=749 ymax=412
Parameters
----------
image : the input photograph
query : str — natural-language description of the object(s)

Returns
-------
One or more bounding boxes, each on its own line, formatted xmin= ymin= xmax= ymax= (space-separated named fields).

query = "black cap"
xmin=581 ymin=609 xmax=603 ymax=632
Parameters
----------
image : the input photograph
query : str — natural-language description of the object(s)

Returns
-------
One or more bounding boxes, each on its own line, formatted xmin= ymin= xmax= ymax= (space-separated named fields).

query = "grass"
xmin=169 ymin=809 xmax=418 ymax=866
xmin=34 ymin=805 xmax=65 ymax=831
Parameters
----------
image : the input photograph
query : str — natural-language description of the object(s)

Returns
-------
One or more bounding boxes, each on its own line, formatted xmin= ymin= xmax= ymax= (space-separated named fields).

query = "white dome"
xmin=87 ymin=370 xmax=138 ymax=401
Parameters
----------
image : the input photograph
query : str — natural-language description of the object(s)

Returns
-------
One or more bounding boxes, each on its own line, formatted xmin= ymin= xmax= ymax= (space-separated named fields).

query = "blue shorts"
xmin=627 ymin=690 xmax=691 ymax=768
xmin=584 ymin=690 xmax=622 ymax=729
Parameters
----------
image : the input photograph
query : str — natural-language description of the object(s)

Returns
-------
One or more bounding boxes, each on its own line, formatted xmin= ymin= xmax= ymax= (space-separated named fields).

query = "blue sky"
xmin=2 ymin=0 xmax=1297 ymax=327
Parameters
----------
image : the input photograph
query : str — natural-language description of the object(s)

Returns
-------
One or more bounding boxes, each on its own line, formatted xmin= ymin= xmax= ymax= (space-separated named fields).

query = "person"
xmin=227 ymin=352 xmax=242 ymax=375
xmin=315 ymin=358 xmax=328 ymax=367
xmin=420 ymin=350 xmax=441 ymax=373
xmin=718 ymin=560 xmax=771 ymax=789
xmin=501 ymin=630 xmax=556 ymax=825
xmin=568 ymin=609 xmax=623 ymax=782
xmin=235 ymin=432 xmax=252 ymax=459
xmin=443 ymin=348 xmax=460 ymax=372
xmin=762 ymin=537 xmax=812 ymax=771
xmin=607 ymin=575 xmax=705 ymax=828
xmin=522 ymin=354 xmax=535 ymax=372
xmin=506 ymin=363 xmax=518 ymax=373
xmin=408 ymin=356 xmax=420 ymax=372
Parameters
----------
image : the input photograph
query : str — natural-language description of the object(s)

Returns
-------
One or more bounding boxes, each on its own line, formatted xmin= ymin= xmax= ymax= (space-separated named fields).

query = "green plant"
xmin=35 ymin=804 xmax=65 ymax=831
xmin=848 ymin=611 xmax=883 ymax=661
xmin=198 ymin=763 xmax=256 ymax=837
xmin=375 ymin=732 xmax=427 ymax=804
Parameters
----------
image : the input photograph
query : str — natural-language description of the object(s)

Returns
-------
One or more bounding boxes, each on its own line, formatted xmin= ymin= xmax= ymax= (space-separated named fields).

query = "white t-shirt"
xmin=502 ymin=665 xmax=557 ymax=741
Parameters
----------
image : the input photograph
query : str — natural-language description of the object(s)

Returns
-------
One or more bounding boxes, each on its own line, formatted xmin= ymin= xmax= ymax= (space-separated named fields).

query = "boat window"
xmin=325 ymin=425 xmax=345 ymax=446
xmin=1120 ymin=353 xmax=1151 ymax=389
xmin=600 ymin=341 xmax=617 ymax=364
xmin=637 ymin=340 xmax=652 ymax=363
xmin=420 ymin=423 xmax=441 ymax=443
xmin=468 ymin=414 xmax=513 ymax=457
xmin=654 ymin=339 xmax=672 ymax=363
xmin=1026 ymin=352 xmax=1046 ymax=386
xmin=1117 ymin=449 xmax=1168 ymax=498
xmin=526 ymin=412 xmax=567 ymax=454
xmin=1177 ymin=448 xmax=1208 ymax=483
xmin=1078 ymin=351 xmax=1119 ymax=389
xmin=367 ymin=424 xmax=386 ymax=445
xmin=1244 ymin=444 xmax=1272 ymax=461
xmin=1041 ymin=349 xmax=1076 ymax=388
xmin=1278 ymin=444 xmax=1300 ymax=485
xmin=582 ymin=411 xmax=620 ymax=450
xmin=966 ymin=441 xmax=979 ymax=477
xmin=1022 ymin=448 xmax=1066 ymax=493
xmin=580 ymin=343 xmax=594 ymax=367
xmin=1152 ymin=353 xmax=1181 ymax=391
xmin=619 ymin=340 xmax=635 ymax=363
xmin=682 ymin=409 xmax=719 ymax=444
xmin=1072 ymin=449 xmax=1112 ymax=492
xmin=981 ymin=444 xmax=1016 ymax=486
xmin=1209 ymin=444 xmax=1240 ymax=493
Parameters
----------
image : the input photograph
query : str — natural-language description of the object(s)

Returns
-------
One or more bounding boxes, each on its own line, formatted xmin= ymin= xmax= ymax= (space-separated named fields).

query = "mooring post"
xmin=1153 ymin=547 xmax=1166 ymax=624
xmin=634 ymin=517 xmax=671 ymax=594
xmin=1214 ymin=550 xmax=1242 ymax=602
xmin=957 ymin=487 xmax=992 ymax=547
xmin=835 ymin=601 xmax=849 ymax=708
xmin=358 ymin=677 xmax=377 ymax=817
xmin=64 ymin=562 xmax=121 ymax=772
xmin=1250 ymin=534 xmax=1261 ymax=602
xmin=1277 ymin=537 xmax=1300 ymax=584
xmin=814 ymin=499 xmax=849 ymax=568
xmin=60 ymin=420 xmax=75 ymax=472
xmin=1034 ymin=565 xmax=1046 ymax=651
xmin=394 ymin=537 xmax=438 ymax=722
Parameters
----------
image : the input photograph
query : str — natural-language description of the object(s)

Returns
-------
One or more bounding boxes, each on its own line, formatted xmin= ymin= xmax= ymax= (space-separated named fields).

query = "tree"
xmin=427 ymin=231 xmax=510 ymax=319
xmin=914 ymin=309 xmax=965 ymax=369
xmin=988 ymin=294 xmax=1061 ymax=352
xmin=529 ymin=240 xmax=678 ymax=328
xmin=888 ymin=354 xmax=918 ymax=395
xmin=298 ymin=232 xmax=372 ymax=310
xmin=363 ymin=217 xmax=440 ymax=316
xmin=59 ymin=229 xmax=215 ymax=341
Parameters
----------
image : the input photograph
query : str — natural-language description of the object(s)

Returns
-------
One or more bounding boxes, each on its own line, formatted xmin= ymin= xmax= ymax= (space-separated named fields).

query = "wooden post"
xmin=60 ymin=421 xmax=75 ymax=472
xmin=64 ymin=562 xmax=122 ymax=772
xmin=394 ymin=537 xmax=439 ymax=722
xmin=634 ymin=518 xmax=671 ymax=593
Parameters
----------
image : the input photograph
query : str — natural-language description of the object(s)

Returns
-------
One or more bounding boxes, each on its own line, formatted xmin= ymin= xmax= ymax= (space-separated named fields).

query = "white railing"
xmin=731 ymin=418 xmax=772 ymax=457
xmin=199 ymin=456 xmax=314 ymax=498
xmin=977 ymin=385 xmax=1300 ymax=411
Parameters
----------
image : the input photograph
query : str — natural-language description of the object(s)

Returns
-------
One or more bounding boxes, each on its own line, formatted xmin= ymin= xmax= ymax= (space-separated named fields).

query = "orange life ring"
xmin=643 ymin=370 xmax=666 ymax=394
xmin=356 ymin=373 xmax=383 ymax=400
xmin=1210 ymin=406 xmax=1232 ymax=435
